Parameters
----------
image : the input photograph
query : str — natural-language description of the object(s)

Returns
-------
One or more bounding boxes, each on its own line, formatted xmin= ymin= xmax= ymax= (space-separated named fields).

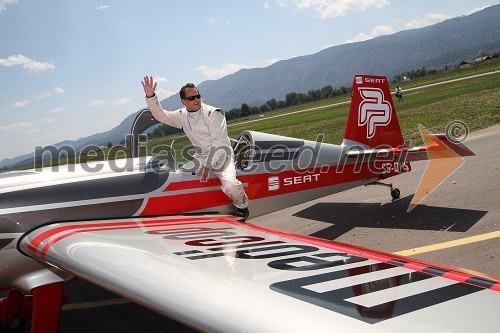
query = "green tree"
xmin=285 ymin=92 xmax=298 ymax=106
xmin=260 ymin=104 xmax=271 ymax=113
xmin=320 ymin=85 xmax=334 ymax=99
xmin=226 ymin=108 xmax=240 ymax=120
xmin=241 ymin=103 xmax=251 ymax=117
xmin=266 ymin=98 xmax=277 ymax=110
xmin=308 ymin=89 xmax=321 ymax=101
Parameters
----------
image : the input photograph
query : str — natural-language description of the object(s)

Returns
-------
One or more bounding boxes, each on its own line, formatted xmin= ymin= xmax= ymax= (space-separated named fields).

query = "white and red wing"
xmin=19 ymin=215 xmax=499 ymax=333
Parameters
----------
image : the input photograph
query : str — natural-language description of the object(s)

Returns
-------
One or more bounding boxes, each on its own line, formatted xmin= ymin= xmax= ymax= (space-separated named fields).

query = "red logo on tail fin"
xmin=344 ymin=75 xmax=404 ymax=148
xmin=358 ymin=87 xmax=392 ymax=138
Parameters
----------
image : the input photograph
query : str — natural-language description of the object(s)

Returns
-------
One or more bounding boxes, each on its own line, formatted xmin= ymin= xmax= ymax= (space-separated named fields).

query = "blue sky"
xmin=0 ymin=0 xmax=496 ymax=161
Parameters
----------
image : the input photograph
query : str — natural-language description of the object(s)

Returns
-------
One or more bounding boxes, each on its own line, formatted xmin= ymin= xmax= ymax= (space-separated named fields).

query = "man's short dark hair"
xmin=179 ymin=83 xmax=198 ymax=99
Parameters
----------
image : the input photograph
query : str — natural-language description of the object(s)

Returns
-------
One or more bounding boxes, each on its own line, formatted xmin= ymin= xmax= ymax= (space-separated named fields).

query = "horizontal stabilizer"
xmin=346 ymin=132 xmax=475 ymax=163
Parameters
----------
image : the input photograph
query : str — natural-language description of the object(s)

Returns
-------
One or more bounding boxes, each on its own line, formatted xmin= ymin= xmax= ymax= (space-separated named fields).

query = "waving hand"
xmin=141 ymin=76 xmax=157 ymax=98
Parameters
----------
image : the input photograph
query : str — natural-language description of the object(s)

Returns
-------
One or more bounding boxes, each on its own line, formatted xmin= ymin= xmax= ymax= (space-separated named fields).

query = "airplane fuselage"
xmin=1 ymin=130 xmax=407 ymax=290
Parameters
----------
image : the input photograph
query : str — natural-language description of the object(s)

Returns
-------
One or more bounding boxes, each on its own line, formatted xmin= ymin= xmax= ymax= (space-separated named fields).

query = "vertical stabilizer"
xmin=343 ymin=75 xmax=404 ymax=148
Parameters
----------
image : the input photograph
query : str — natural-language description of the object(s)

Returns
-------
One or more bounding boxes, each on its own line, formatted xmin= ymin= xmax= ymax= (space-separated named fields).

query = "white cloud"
xmin=25 ymin=128 xmax=39 ymax=135
xmin=95 ymin=5 xmax=111 ymax=11
xmin=195 ymin=63 xmax=249 ymax=79
xmin=0 ymin=54 xmax=55 ymax=72
xmin=33 ymin=91 xmax=51 ymax=100
xmin=469 ymin=5 xmax=490 ymax=15
xmin=111 ymin=98 xmax=132 ymax=106
xmin=150 ymin=77 xmax=173 ymax=98
xmin=345 ymin=24 xmax=394 ymax=43
xmin=50 ymin=107 xmax=65 ymax=113
xmin=372 ymin=24 xmax=394 ymax=36
xmin=278 ymin=0 xmax=389 ymax=18
xmin=154 ymin=76 xmax=168 ymax=84
xmin=266 ymin=58 xmax=282 ymax=66
xmin=1 ymin=121 xmax=38 ymax=135
xmin=41 ymin=118 xmax=56 ymax=123
xmin=54 ymin=86 xmax=65 ymax=94
xmin=89 ymin=98 xmax=131 ymax=107
xmin=0 ymin=0 xmax=18 ymax=13
xmin=157 ymin=88 xmax=176 ymax=99
xmin=89 ymin=99 xmax=106 ymax=107
xmin=12 ymin=99 xmax=29 ymax=108
xmin=346 ymin=32 xmax=371 ymax=43
xmin=204 ymin=16 xmax=216 ymax=26
xmin=264 ymin=1 xmax=270 ymax=9
xmin=405 ymin=13 xmax=451 ymax=29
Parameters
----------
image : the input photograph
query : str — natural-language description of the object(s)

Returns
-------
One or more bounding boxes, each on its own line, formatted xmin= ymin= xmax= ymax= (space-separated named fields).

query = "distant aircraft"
xmin=1 ymin=75 xmax=496 ymax=333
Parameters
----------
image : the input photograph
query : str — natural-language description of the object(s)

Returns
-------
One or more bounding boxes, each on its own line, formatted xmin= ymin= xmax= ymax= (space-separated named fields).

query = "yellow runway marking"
xmin=393 ymin=230 xmax=500 ymax=256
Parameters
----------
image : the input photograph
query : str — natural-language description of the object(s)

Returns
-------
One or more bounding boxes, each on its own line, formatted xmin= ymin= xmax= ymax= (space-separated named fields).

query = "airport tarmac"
xmin=20 ymin=124 xmax=500 ymax=333
xmin=254 ymin=123 xmax=500 ymax=278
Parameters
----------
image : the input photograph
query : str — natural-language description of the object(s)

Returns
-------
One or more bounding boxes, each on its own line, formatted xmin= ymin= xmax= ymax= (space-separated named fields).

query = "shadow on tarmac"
xmin=293 ymin=195 xmax=487 ymax=240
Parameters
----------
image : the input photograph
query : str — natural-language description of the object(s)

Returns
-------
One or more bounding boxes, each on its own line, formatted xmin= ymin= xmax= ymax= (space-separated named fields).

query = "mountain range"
xmin=2 ymin=4 xmax=500 ymax=170
xmin=164 ymin=3 xmax=500 ymax=110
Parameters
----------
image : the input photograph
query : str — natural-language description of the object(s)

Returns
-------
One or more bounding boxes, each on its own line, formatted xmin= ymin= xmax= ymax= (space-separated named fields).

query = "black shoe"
xmin=235 ymin=207 xmax=249 ymax=221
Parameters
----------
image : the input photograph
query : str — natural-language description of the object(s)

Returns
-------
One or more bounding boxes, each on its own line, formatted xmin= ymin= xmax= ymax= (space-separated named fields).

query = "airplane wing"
xmin=19 ymin=215 xmax=499 ymax=333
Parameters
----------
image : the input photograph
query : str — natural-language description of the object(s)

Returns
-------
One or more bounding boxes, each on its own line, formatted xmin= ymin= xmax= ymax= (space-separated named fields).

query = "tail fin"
xmin=343 ymin=75 xmax=404 ymax=149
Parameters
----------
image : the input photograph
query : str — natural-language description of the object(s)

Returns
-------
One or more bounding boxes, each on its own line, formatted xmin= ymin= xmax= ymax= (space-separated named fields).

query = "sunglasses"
xmin=184 ymin=94 xmax=201 ymax=101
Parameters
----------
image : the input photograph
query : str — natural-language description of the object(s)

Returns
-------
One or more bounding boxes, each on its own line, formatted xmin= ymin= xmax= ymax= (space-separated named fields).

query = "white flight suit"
xmin=145 ymin=95 xmax=249 ymax=209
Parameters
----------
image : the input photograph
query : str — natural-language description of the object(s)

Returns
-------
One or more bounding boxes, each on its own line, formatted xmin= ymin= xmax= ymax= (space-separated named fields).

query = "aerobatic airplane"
xmin=0 ymin=75 xmax=498 ymax=332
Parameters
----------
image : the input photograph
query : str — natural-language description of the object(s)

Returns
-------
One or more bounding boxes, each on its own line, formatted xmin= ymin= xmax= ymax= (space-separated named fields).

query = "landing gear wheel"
xmin=391 ymin=188 xmax=401 ymax=199
xmin=369 ymin=181 xmax=401 ymax=200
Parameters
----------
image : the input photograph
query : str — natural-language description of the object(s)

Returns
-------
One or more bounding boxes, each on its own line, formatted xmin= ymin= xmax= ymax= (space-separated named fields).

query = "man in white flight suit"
xmin=141 ymin=76 xmax=249 ymax=220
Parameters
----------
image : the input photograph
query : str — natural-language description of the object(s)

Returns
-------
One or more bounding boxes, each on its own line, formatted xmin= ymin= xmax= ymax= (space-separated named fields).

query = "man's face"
xmin=181 ymin=87 xmax=201 ymax=111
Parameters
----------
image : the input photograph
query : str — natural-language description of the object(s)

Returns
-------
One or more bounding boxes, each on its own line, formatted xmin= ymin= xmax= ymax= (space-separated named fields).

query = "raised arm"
xmin=141 ymin=76 xmax=183 ymax=129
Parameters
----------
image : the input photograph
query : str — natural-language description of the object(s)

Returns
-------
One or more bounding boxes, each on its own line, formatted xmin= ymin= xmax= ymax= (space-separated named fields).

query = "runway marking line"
xmin=393 ymin=230 xmax=500 ymax=256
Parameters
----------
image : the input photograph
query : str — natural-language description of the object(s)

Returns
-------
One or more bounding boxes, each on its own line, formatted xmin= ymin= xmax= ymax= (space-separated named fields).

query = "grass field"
xmin=32 ymin=58 xmax=500 ymax=168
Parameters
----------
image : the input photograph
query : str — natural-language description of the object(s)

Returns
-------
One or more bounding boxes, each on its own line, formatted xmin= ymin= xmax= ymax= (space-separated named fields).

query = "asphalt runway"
xmin=20 ymin=125 xmax=499 ymax=333
xmin=253 ymin=123 xmax=500 ymax=278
